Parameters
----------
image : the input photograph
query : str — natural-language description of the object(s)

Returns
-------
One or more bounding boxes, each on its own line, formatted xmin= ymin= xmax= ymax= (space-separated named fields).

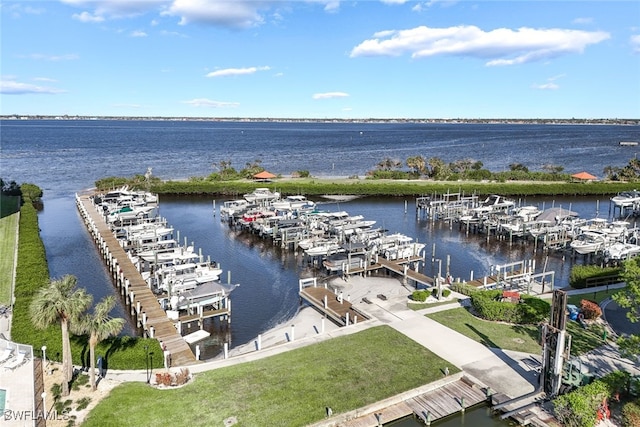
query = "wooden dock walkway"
xmin=299 ymin=286 xmax=369 ymax=326
xmin=376 ymin=257 xmax=435 ymax=287
xmin=339 ymin=375 xmax=490 ymax=426
xmin=405 ymin=376 xmax=488 ymax=422
xmin=76 ymin=194 xmax=197 ymax=366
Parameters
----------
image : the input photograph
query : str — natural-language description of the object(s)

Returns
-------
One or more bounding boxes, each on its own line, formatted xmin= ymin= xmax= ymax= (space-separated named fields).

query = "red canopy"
xmin=571 ymin=171 xmax=597 ymax=181
xmin=253 ymin=170 xmax=276 ymax=180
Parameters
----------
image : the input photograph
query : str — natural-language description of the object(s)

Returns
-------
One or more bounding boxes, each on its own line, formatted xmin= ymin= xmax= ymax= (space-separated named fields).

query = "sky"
xmin=1 ymin=0 xmax=639 ymax=119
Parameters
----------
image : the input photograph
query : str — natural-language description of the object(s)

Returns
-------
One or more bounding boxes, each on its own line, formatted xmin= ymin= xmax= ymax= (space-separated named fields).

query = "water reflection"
xmin=39 ymin=193 xmax=619 ymax=360
xmin=384 ymin=405 xmax=513 ymax=426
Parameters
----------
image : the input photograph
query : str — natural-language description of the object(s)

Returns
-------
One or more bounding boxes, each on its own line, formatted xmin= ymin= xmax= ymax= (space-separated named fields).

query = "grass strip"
xmin=0 ymin=211 xmax=19 ymax=305
xmin=84 ymin=326 xmax=458 ymax=427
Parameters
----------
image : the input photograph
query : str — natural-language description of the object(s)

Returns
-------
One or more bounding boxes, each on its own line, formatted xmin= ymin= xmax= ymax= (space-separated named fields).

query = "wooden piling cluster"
xmin=75 ymin=193 xmax=197 ymax=366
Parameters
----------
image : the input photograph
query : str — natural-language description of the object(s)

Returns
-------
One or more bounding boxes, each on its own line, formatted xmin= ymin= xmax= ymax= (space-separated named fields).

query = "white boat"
xmin=472 ymin=195 xmax=515 ymax=215
xmin=323 ymin=253 xmax=367 ymax=272
xmin=513 ymin=205 xmax=542 ymax=221
xmin=611 ymin=190 xmax=640 ymax=208
xmin=137 ymin=244 xmax=200 ymax=266
xmin=304 ymin=240 xmax=344 ymax=257
xmin=106 ymin=204 xmax=157 ymax=224
xmin=243 ymin=188 xmax=281 ymax=204
xmin=604 ymin=242 xmax=640 ymax=261
xmin=220 ymin=199 xmax=251 ymax=217
xmin=570 ymin=231 xmax=608 ymax=255
xmin=271 ymin=195 xmax=315 ymax=211
xmin=154 ymin=261 xmax=223 ymax=293
xmin=167 ymin=281 xmax=236 ymax=311
xmin=579 ymin=218 xmax=629 ymax=241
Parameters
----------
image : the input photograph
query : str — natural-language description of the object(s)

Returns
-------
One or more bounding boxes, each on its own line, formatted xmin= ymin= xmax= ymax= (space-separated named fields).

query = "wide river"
xmin=3 ymin=119 xmax=639 ymax=426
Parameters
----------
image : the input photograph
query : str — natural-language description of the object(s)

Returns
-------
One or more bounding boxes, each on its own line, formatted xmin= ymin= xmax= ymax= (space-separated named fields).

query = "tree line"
xmin=367 ymin=155 xmax=640 ymax=182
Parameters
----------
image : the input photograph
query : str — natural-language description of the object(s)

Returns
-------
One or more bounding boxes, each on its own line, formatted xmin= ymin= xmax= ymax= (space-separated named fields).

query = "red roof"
xmin=571 ymin=171 xmax=597 ymax=181
xmin=253 ymin=171 xmax=276 ymax=179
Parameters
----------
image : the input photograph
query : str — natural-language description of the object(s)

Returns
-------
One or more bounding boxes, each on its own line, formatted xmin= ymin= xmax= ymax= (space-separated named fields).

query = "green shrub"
xmin=76 ymin=397 xmax=92 ymax=411
xmin=442 ymin=289 xmax=451 ymax=298
xmin=570 ymin=265 xmax=621 ymax=289
xmin=450 ymin=282 xmax=478 ymax=296
xmin=622 ymin=399 xmax=640 ymax=427
xmin=470 ymin=291 xmax=550 ymax=324
xmin=554 ymin=371 xmax=630 ymax=427
xmin=411 ymin=290 xmax=429 ymax=302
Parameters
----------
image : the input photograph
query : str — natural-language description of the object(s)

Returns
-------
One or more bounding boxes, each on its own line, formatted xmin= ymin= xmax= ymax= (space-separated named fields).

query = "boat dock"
xmin=299 ymin=278 xmax=370 ymax=326
xmin=76 ymin=193 xmax=198 ymax=366
xmin=311 ymin=373 xmax=491 ymax=427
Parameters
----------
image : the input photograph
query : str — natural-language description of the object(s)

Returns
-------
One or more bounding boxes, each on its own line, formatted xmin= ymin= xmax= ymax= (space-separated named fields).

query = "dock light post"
xmin=41 ymin=392 xmax=47 ymax=419
xmin=41 ymin=345 xmax=47 ymax=362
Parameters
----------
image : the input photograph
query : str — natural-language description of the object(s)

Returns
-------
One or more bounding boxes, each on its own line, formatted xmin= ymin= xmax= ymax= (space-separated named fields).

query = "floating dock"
xmin=76 ymin=193 xmax=198 ymax=366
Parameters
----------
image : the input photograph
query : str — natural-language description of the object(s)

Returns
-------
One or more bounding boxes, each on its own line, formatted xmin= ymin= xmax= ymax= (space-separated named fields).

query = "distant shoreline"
xmin=1 ymin=115 xmax=638 ymax=126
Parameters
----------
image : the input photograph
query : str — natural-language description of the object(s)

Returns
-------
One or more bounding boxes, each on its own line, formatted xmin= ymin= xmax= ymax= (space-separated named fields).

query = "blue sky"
xmin=1 ymin=1 xmax=639 ymax=119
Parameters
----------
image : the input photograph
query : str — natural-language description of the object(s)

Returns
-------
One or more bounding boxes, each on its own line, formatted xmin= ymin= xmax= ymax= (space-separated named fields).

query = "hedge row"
xmin=570 ymin=265 xmax=622 ymax=289
xmin=95 ymin=175 xmax=640 ymax=198
xmin=470 ymin=290 xmax=550 ymax=324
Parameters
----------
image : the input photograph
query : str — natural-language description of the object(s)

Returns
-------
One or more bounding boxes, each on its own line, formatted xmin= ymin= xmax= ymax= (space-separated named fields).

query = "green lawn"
xmin=568 ymin=289 xmax=619 ymax=307
xmin=426 ymin=307 xmax=542 ymax=354
xmin=0 ymin=211 xmax=19 ymax=305
xmin=84 ymin=326 xmax=459 ymax=427
xmin=426 ymin=307 xmax=608 ymax=356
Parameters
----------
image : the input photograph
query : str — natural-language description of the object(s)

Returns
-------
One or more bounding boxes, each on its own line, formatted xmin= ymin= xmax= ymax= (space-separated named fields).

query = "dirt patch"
xmin=42 ymin=361 xmax=118 ymax=426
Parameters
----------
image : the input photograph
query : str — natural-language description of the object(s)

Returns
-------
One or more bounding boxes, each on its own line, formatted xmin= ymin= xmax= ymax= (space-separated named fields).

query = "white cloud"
xmin=20 ymin=53 xmax=79 ymax=61
xmin=312 ymin=92 xmax=349 ymax=99
xmin=72 ymin=11 xmax=105 ymax=23
xmin=162 ymin=0 xmax=266 ymax=28
xmin=182 ymin=98 xmax=240 ymax=108
xmin=131 ymin=30 xmax=148 ymax=37
xmin=532 ymin=74 xmax=565 ymax=90
xmin=350 ymin=25 xmax=610 ymax=66
xmin=572 ymin=17 xmax=594 ymax=25
xmin=206 ymin=66 xmax=271 ymax=78
xmin=631 ymin=34 xmax=640 ymax=53
xmin=4 ymin=3 xmax=45 ymax=18
xmin=0 ymin=79 xmax=65 ymax=95
xmin=63 ymin=0 xmax=166 ymax=19
xmin=532 ymin=82 xmax=559 ymax=90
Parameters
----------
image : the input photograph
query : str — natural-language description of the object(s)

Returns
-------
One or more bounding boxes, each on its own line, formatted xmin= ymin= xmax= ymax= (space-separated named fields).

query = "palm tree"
xmin=30 ymin=275 xmax=91 ymax=396
xmin=73 ymin=296 xmax=125 ymax=391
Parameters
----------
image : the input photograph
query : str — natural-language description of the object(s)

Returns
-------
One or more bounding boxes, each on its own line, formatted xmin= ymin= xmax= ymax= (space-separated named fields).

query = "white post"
xmin=41 ymin=392 xmax=47 ymax=419
xmin=290 ymin=325 xmax=295 ymax=341
xmin=224 ymin=342 xmax=229 ymax=359
xmin=321 ymin=318 xmax=325 ymax=333
xmin=195 ymin=345 xmax=201 ymax=360
xmin=257 ymin=334 xmax=262 ymax=351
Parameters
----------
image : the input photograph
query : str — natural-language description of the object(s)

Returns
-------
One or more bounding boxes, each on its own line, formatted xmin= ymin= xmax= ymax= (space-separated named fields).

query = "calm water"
xmin=2 ymin=120 xmax=639 ymax=197
xmin=2 ymin=120 xmax=637 ymax=424
xmin=386 ymin=405 xmax=514 ymax=426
